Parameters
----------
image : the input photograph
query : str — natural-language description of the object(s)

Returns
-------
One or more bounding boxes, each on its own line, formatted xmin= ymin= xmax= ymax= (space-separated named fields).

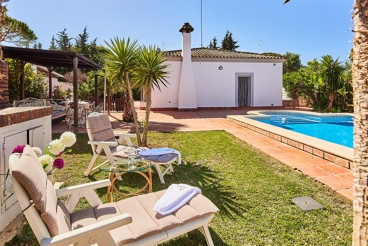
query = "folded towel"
xmin=154 ymin=184 xmax=201 ymax=215
xmin=139 ymin=148 xmax=181 ymax=164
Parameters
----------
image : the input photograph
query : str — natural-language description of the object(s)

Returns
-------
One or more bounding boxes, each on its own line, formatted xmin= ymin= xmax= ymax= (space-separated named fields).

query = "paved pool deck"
xmin=52 ymin=107 xmax=353 ymax=201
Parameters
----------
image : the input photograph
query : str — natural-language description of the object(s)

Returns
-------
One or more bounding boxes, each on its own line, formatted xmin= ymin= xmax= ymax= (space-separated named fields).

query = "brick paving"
xmin=52 ymin=107 xmax=353 ymax=201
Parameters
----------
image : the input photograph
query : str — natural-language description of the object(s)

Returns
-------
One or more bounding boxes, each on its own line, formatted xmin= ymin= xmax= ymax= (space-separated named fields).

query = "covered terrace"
xmin=2 ymin=46 xmax=103 ymax=132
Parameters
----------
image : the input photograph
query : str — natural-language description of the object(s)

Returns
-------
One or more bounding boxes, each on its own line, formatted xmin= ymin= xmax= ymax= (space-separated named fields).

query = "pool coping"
xmin=227 ymin=110 xmax=353 ymax=170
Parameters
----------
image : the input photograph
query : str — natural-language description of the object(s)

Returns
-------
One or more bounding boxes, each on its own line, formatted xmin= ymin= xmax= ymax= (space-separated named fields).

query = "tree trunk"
xmin=107 ymin=86 xmax=111 ymax=114
xmin=142 ymin=85 xmax=152 ymax=147
xmin=122 ymin=92 xmax=133 ymax=122
xmin=327 ymin=92 xmax=336 ymax=110
xmin=353 ymin=0 xmax=368 ymax=245
xmin=125 ymin=74 xmax=142 ymax=146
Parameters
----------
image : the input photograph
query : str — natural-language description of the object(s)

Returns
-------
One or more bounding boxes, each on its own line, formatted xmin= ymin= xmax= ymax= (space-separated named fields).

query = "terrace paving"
xmin=52 ymin=106 xmax=353 ymax=202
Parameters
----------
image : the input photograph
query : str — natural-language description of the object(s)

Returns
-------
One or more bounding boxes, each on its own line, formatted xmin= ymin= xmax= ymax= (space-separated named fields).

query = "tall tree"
xmin=319 ymin=55 xmax=345 ymax=110
xmin=221 ymin=30 xmax=239 ymax=50
xmin=88 ymin=38 xmax=104 ymax=65
xmin=351 ymin=1 xmax=368 ymax=244
xmin=134 ymin=45 xmax=169 ymax=146
xmin=32 ymin=40 xmax=42 ymax=49
xmin=209 ymin=37 xmax=218 ymax=49
xmin=56 ymin=28 xmax=72 ymax=51
xmin=283 ymin=0 xmax=367 ymax=244
xmin=75 ymin=26 xmax=89 ymax=55
xmin=0 ymin=0 xmax=37 ymax=49
xmin=283 ymin=52 xmax=302 ymax=73
xmin=49 ymin=35 xmax=57 ymax=50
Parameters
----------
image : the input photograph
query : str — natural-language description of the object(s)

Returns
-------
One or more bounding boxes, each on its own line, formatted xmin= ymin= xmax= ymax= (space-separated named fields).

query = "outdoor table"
xmin=100 ymin=159 xmax=154 ymax=202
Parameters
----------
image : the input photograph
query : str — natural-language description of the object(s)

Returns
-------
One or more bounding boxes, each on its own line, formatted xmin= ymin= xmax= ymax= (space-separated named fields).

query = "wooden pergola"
xmin=2 ymin=46 xmax=103 ymax=131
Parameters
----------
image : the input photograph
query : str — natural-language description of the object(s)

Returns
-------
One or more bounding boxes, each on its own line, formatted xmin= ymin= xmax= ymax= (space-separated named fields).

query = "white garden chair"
xmin=9 ymin=145 xmax=219 ymax=246
xmin=85 ymin=113 xmax=180 ymax=183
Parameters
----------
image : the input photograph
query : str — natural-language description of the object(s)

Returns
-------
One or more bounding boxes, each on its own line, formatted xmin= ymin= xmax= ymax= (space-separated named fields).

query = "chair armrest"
xmin=114 ymin=132 xmax=136 ymax=138
xmin=40 ymin=213 xmax=132 ymax=246
xmin=114 ymin=133 xmax=136 ymax=146
xmin=87 ymin=140 xmax=118 ymax=147
xmin=56 ymin=179 xmax=111 ymax=197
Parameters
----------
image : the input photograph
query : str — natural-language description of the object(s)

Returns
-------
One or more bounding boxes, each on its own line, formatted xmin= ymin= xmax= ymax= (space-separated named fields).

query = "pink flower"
xmin=12 ymin=145 xmax=25 ymax=154
xmin=53 ymin=158 xmax=64 ymax=170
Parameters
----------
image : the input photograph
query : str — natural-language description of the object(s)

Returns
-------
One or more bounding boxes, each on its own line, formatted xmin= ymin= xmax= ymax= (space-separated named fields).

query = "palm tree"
xmin=284 ymin=0 xmax=368 ymax=244
xmin=103 ymin=37 xmax=143 ymax=145
xmin=134 ymin=45 xmax=169 ymax=146
xmin=319 ymin=55 xmax=345 ymax=110
xmin=351 ymin=1 xmax=368 ymax=244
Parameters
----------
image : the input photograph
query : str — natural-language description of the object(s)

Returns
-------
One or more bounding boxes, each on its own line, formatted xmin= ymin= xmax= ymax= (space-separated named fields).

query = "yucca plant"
xmin=134 ymin=45 xmax=169 ymax=146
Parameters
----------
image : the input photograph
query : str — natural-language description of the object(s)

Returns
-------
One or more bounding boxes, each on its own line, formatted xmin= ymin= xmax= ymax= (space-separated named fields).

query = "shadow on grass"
xmin=159 ymin=227 xmax=229 ymax=246
xmin=90 ymin=159 xmax=247 ymax=220
xmin=118 ymin=121 xmax=186 ymax=133
xmin=159 ymin=160 xmax=247 ymax=220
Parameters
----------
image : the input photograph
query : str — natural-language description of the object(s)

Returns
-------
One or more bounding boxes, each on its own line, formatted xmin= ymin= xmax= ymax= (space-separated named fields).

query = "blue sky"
xmin=6 ymin=0 xmax=353 ymax=65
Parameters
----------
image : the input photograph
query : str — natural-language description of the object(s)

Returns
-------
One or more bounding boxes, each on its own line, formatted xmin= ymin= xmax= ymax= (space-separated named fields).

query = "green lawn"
xmin=8 ymin=131 xmax=353 ymax=245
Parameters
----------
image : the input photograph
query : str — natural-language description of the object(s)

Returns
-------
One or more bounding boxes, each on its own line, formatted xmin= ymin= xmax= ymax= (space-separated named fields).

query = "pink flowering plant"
xmin=12 ymin=132 xmax=77 ymax=175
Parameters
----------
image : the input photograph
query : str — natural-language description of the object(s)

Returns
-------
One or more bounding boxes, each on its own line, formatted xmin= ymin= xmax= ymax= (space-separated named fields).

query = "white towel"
xmin=154 ymin=184 xmax=201 ymax=215
xmin=139 ymin=148 xmax=181 ymax=164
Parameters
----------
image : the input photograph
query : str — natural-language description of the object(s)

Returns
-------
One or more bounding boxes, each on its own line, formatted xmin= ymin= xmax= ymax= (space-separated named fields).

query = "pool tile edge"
xmin=227 ymin=115 xmax=353 ymax=170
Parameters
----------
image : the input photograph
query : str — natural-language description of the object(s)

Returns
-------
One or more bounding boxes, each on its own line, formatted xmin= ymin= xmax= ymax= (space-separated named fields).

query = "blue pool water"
xmin=248 ymin=112 xmax=353 ymax=148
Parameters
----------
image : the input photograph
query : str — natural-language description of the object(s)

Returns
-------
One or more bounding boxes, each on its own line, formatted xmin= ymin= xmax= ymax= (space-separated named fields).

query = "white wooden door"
xmin=29 ymin=126 xmax=45 ymax=150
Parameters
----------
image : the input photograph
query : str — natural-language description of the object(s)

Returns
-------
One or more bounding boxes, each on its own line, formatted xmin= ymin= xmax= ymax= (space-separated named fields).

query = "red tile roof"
xmin=164 ymin=47 xmax=285 ymax=60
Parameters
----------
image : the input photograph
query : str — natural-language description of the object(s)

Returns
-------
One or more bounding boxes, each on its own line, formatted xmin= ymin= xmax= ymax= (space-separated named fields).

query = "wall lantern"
xmin=218 ymin=65 xmax=223 ymax=70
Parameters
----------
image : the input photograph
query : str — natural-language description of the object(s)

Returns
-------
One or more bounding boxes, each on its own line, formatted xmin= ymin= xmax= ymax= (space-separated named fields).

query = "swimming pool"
xmin=247 ymin=111 xmax=353 ymax=148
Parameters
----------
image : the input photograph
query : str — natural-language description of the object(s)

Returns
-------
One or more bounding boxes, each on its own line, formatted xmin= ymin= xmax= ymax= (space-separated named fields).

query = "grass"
xmin=7 ymin=130 xmax=353 ymax=245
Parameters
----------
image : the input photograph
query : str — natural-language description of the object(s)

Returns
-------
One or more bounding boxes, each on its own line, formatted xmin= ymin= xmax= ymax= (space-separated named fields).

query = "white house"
xmin=145 ymin=22 xmax=285 ymax=110
xmin=32 ymin=65 xmax=72 ymax=91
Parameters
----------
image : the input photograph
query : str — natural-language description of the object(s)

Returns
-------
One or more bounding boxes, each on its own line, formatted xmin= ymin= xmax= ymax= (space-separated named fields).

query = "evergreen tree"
xmin=56 ymin=28 xmax=72 ymax=51
xmin=209 ymin=37 xmax=218 ymax=49
xmin=32 ymin=40 xmax=42 ymax=49
xmin=49 ymin=35 xmax=57 ymax=50
xmin=88 ymin=38 xmax=103 ymax=65
xmin=221 ymin=30 xmax=239 ymax=50
xmin=75 ymin=26 xmax=89 ymax=55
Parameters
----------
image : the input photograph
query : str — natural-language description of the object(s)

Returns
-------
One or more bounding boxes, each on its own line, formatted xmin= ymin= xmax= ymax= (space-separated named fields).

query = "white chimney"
xmin=178 ymin=22 xmax=197 ymax=110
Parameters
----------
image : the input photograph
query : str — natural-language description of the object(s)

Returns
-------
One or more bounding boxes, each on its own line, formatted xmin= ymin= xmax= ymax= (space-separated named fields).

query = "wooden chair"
xmin=9 ymin=145 xmax=219 ymax=246
xmin=85 ymin=113 xmax=179 ymax=183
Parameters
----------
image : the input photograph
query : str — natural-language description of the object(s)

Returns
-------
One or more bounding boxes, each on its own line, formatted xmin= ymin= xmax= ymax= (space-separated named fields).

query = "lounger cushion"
xmin=71 ymin=207 xmax=97 ymax=230
xmin=117 ymin=196 xmax=160 ymax=238
xmin=65 ymin=190 xmax=218 ymax=245
xmin=12 ymin=145 xmax=48 ymax=212
xmin=113 ymin=191 xmax=219 ymax=244
xmin=136 ymin=192 xmax=182 ymax=230
xmin=87 ymin=113 xmax=115 ymax=142
xmin=139 ymin=153 xmax=177 ymax=163
xmin=12 ymin=146 xmax=64 ymax=236
xmin=57 ymin=200 xmax=71 ymax=234
xmin=40 ymin=180 xmax=59 ymax=236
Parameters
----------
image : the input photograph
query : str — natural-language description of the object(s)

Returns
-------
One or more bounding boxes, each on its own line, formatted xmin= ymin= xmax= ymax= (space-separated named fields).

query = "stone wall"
xmin=0 ymin=61 xmax=8 ymax=109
